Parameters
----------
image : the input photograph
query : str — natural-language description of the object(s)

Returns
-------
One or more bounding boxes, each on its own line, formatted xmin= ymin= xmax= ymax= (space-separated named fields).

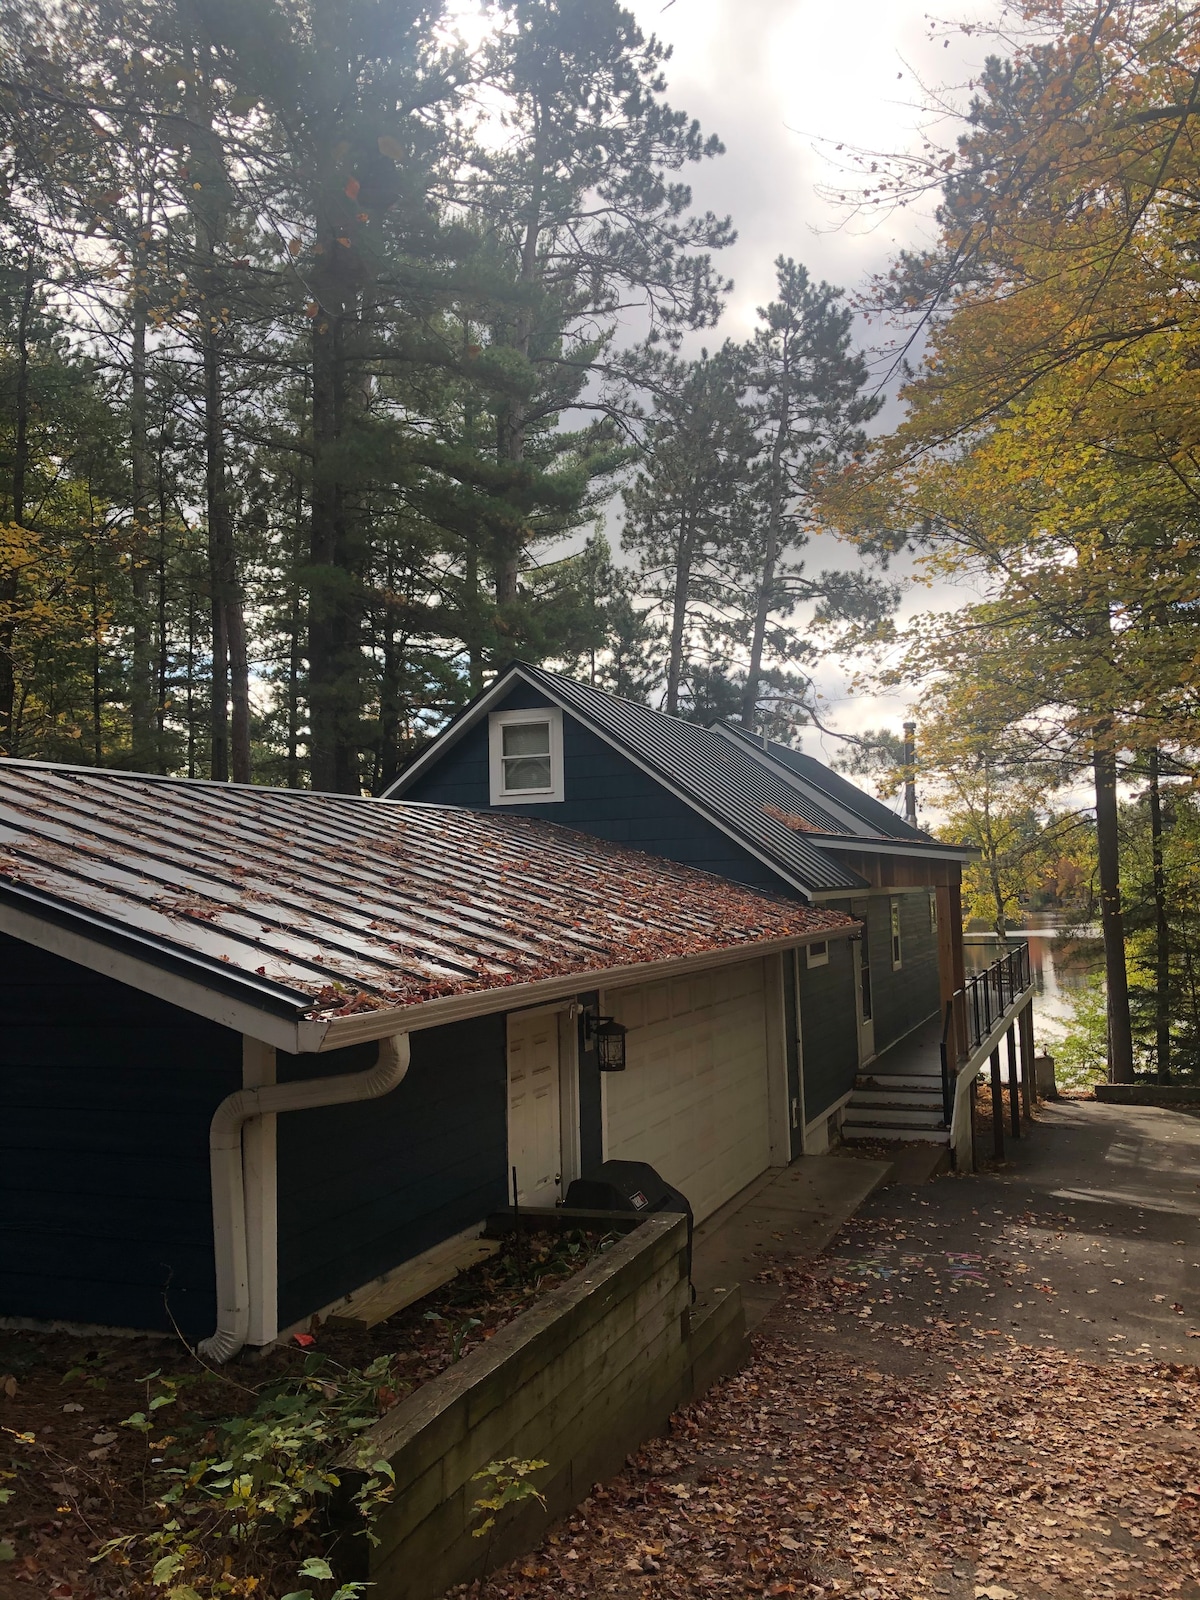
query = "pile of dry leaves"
xmin=468 ymin=1271 xmax=1199 ymax=1600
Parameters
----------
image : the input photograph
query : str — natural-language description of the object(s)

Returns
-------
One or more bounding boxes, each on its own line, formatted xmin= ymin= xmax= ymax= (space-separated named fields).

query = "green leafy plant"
xmin=468 ymin=1456 xmax=549 ymax=1598
xmin=280 ymin=1553 xmax=371 ymax=1599
xmin=97 ymin=1352 xmax=402 ymax=1597
xmin=470 ymin=1456 xmax=548 ymax=1538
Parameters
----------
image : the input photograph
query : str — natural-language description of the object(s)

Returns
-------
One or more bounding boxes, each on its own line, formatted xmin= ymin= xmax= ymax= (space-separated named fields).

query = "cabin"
xmin=387 ymin=663 xmax=975 ymax=1152
xmin=0 ymin=759 xmax=851 ymax=1351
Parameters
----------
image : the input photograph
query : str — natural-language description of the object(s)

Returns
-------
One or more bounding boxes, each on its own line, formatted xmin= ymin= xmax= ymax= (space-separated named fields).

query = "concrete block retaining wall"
xmin=336 ymin=1212 xmax=746 ymax=1600
xmin=1095 ymin=1083 xmax=1200 ymax=1106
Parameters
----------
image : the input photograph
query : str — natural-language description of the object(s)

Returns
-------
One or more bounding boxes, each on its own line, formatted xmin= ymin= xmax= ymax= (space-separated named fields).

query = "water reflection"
xmin=964 ymin=923 xmax=1104 ymax=1042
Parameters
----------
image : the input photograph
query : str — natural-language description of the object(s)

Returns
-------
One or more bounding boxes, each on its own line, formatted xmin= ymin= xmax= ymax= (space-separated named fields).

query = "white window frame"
xmin=890 ymin=897 xmax=903 ymax=970
xmin=805 ymin=940 xmax=830 ymax=968
xmin=929 ymin=890 xmax=938 ymax=934
xmin=489 ymin=707 xmax=564 ymax=805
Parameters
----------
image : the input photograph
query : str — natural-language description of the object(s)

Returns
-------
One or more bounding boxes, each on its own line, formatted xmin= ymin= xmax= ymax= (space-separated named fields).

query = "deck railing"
xmin=939 ymin=942 xmax=1032 ymax=1125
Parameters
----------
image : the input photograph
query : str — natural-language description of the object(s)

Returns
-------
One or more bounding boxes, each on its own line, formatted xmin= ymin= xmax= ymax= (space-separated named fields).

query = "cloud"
xmin=620 ymin=0 xmax=1005 ymax=743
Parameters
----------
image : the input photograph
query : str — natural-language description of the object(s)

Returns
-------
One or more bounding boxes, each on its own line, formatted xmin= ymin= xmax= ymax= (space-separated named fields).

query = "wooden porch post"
xmin=1006 ymin=1024 xmax=1021 ymax=1139
xmin=990 ymin=1048 xmax=1004 ymax=1161
xmin=937 ymin=877 xmax=967 ymax=1060
xmin=1020 ymin=1003 xmax=1037 ymax=1105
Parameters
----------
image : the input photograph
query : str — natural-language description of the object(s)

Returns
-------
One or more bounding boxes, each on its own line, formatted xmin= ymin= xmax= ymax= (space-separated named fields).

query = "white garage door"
xmin=603 ymin=958 xmax=771 ymax=1223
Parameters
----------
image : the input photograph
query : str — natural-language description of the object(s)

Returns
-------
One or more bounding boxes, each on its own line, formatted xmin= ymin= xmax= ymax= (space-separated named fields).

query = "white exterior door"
xmin=507 ymin=1011 xmax=563 ymax=1207
xmin=603 ymin=959 xmax=771 ymax=1224
xmin=853 ymin=937 xmax=875 ymax=1065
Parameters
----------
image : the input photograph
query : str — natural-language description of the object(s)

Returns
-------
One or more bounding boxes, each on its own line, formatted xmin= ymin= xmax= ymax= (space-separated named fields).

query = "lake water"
xmin=964 ymin=923 xmax=1104 ymax=1046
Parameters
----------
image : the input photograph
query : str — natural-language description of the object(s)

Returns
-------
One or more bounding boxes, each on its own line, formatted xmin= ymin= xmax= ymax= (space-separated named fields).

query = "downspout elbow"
xmin=199 ymin=1034 xmax=410 ymax=1365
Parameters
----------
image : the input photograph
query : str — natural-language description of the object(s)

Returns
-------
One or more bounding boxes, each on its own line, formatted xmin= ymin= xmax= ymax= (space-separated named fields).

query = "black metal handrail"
xmin=939 ymin=942 xmax=1032 ymax=1126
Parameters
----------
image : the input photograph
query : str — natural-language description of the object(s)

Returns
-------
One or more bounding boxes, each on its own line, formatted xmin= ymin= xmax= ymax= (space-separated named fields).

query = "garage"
xmin=602 ymin=957 xmax=773 ymax=1223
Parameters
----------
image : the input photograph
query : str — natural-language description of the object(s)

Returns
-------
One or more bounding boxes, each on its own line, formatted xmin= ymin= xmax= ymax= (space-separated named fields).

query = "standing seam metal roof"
xmin=713 ymin=721 xmax=938 ymax=845
xmin=0 ymin=762 xmax=855 ymax=1018
xmin=509 ymin=665 xmax=866 ymax=894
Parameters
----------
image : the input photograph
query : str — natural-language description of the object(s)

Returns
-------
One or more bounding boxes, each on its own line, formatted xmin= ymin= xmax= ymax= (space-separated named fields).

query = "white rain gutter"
xmin=199 ymin=1033 xmax=411 ymax=1364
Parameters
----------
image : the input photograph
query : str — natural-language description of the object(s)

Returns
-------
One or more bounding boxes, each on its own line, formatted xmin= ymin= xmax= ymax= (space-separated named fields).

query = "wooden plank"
xmin=324 ymin=1237 xmax=501 ymax=1331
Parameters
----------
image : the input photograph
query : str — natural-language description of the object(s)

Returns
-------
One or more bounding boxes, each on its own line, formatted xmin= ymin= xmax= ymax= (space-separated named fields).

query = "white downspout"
xmin=199 ymin=1033 xmax=411 ymax=1364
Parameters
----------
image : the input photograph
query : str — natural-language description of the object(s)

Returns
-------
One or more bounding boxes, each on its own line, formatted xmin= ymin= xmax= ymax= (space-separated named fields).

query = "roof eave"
xmin=313 ymin=919 xmax=861 ymax=1049
xmin=382 ymin=664 xmax=530 ymax=798
xmin=385 ymin=665 xmax=863 ymax=896
xmin=812 ymin=835 xmax=979 ymax=863
xmin=0 ymin=877 xmax=856 ymax=1053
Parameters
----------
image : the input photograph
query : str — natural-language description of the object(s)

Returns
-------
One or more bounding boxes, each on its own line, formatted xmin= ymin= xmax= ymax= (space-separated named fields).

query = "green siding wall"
xmin=276 ymin=1015 xmax=508 ymax=1329
xmin=402 ymin=683 xmax=799 ymax=896
xmin=0 ymin=932 xmax=241 ymax=1336
xmin=798 ymin=927 xmax=859 ymax=1121
xmin=863 ymin=891 xmax=940 ymax=1054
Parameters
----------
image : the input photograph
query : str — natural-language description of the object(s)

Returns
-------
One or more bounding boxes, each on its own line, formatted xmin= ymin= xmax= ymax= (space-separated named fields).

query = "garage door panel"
xmin=605 ymin=958 xmax=771 ymax=1223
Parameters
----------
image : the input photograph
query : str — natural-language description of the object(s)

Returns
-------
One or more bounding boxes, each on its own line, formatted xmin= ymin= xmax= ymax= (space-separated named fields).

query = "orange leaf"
xmin=345 ymin=177 xmax=360 ymax=200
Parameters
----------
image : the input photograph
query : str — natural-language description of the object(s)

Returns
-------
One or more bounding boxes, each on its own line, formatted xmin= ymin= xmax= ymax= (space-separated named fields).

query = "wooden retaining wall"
xmin=336 ymin=1213 xmax=746 ymax=1600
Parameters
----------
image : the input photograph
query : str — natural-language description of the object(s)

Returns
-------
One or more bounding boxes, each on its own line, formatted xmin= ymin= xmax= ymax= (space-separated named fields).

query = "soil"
xmin=0 ymin=1227 xmax=615 ymax=1599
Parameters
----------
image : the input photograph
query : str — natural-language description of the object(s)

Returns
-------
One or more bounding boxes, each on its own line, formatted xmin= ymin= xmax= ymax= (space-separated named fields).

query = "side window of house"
xmin=890 ymin=898 xmax=903 ymax=969
xmin=806 ymin=940 xmax=829 ymax=968
xmin=489 ymin=708 xmax=565 ymax=804
xmin=929 ymin=891 xmax=938 ymax=934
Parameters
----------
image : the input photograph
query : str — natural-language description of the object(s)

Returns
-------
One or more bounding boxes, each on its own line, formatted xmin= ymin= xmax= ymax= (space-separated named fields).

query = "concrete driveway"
xmin=810 ymin=1100 xmax=1200 ymax=1363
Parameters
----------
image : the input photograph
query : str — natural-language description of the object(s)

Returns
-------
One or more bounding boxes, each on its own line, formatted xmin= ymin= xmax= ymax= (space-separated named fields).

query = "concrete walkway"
xmin=691 ymin=1152 xmax=893 ymax=1327
xmin=793 ymin=1097 xmax=1200 ymax=1362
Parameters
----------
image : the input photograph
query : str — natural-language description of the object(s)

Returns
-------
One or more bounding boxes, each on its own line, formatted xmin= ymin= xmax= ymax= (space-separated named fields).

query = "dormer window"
xmin=489 ymin=708 xmax=564 ymax=804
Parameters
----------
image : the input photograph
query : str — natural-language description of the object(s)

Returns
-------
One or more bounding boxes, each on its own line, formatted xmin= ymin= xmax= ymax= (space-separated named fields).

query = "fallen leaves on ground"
xmin=467 ymin=1265 xmax=1200 ymax=1600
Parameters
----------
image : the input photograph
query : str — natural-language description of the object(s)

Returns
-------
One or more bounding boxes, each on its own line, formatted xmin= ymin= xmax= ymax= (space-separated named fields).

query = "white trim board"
xmin=488 ymin=706 xmax=565 ymax=806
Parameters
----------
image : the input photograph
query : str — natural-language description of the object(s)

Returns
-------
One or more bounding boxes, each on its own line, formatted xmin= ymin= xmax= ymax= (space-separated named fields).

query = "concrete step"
xmin=857 ymin=1072 xmax=943 ymax=1091
xmin=852 ymin=1087 xmax=943 ymax=1108
xmin=845 ymin=1104 xmax=946 ymax=1128
xmin=843 ymin=1123 xmax=951 ymax=1146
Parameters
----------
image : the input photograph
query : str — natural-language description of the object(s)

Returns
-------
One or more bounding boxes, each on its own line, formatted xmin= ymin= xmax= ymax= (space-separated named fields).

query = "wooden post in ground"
xmin=990 ymin=1049 xmax=1004 ymax=1161
xmin=1019 ymin=1003 xmax=1033 ymax=1117
xmin=1020 ymin=1004 xmax=1037 ymax=1105
xmin=1006 ymin=1024 xmax=1021 ymax=1138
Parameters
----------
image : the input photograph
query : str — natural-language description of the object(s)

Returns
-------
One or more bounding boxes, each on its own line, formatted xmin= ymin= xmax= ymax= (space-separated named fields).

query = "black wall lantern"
xmin=584 ymin=1006 xmax=628 ymax=1071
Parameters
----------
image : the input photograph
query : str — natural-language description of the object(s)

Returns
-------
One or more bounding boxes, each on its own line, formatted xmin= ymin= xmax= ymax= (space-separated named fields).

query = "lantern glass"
xmin=595 ymin=1017 xmax=627 ymax=1072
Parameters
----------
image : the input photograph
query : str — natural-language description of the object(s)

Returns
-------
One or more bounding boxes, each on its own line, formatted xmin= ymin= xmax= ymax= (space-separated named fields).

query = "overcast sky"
xmin=619 ymin=0 xmax=1005 ymax=770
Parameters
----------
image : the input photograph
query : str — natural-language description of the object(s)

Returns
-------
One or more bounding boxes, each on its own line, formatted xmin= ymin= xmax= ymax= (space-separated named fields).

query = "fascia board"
xmin=813 ymin=836 xmax=978 ymax=862
xmin=386 ymin=667 xmax=847 ymax=896
xmin=381 ymin=669 xmax=528 ymax=798
xmin=0 ymin=896 xmax=312 ymax=1053
xmin=0 ymin=874 xmax=858 ymax=1058
xmin=313 ymin=922 xmax=861 ymax=1051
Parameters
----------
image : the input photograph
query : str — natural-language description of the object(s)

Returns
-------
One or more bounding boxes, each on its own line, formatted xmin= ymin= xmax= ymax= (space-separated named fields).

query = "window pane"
xmin=502 ymin=721 xmax=550 ymax=757
xmin=503 ymin=755 xmax=552 ymax=791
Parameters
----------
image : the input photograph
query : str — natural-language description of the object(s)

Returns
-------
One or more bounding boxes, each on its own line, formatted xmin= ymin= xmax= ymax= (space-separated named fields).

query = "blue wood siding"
xmin=797 ymin=920 xmax=860 ymax=1120
xmin=865 ymin=892 xmax=940 ymax=1054
xmin=404 ymin=685 xmax=798 ymax=896
xmin=275 ymin=1014 xmax=508 ymax=1328
xmin=0 ymin=932 xmax=241 ymax=1336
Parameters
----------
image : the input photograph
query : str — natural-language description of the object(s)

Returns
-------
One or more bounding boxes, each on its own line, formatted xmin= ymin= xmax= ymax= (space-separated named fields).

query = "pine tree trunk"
xmin=1148 ymin=747 xmax=1171 ymax=1082
xmin=129 ymin=242 xmax=158 ymax=770
xmin=741 ymin=379 xmax=790 ymax=728
xmin=204 ymin=342 xmax=251 ymax=782
xmin=286 ymin=474 xmax=304 ymax=790
xmin=1093 ymin=730 xmax=1135 ymax=1083
xmin=0 ymin=259 xmax=36 ymax=757
xmin=666 ymin=514 xmax=695 ymax=716
xmin=308 ymin=269 xmax=362 ymax=794
xmin=188 ymin=61 xmax=252 ymax=788
xmin=494 ymin=140 xmax=545 ymax=609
